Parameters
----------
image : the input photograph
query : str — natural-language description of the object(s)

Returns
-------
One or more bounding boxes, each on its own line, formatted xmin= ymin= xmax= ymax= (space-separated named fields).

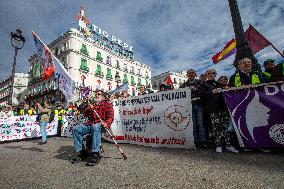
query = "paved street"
xmin=0 ymin=137 xmax=283 ymax=189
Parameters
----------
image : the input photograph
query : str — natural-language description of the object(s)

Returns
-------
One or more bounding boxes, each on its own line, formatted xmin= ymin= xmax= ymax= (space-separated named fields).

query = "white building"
xmin=151 ymin=71 xmax=187 ymax=90
xmin=26 ymin=9 xmax=151 ymax=104
xmin=0 ymin=73 xmax=29 ymax=107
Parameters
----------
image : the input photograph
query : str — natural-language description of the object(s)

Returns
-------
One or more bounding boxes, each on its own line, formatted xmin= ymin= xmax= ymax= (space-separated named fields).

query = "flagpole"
xmin=249 ymin=24 xmax=284 ymax=58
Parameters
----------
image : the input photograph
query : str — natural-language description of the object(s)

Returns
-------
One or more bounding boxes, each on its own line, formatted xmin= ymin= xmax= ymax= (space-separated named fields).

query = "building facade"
xmin=151 ymin=71 xmax=187 ymax=91
xmin=26 ymin=17 xmax=151 ymax=105
xmin=0 ymin=73 xmax=29 ymax=107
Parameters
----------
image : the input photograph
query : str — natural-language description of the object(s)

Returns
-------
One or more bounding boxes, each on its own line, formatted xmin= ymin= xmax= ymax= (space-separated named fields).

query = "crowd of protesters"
xmin=178 ymin=58 xmax=284 ymax=153
xmin=0 ymin=58 xmax=283 ymax=152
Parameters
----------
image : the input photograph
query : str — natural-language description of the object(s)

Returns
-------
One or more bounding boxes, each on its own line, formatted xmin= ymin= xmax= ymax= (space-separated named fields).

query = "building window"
xmin=123 ymin=63 xmax=128 ymax=72
xmin=146 ymin=80 xmax=149 ymax=88
xmin=138 ymin=69 xmax=141 ymax=76
xmin=146 ymin=71 xmax=149 ymax=78
xmin=106 ymin=68 xmax=113 ymax=80
xmin=61 ymin=57 xmax=68 ymax=70
xmin=80 ymin=44 xmax=89 ymax=55
xmin=116 ymin=60 xmax=120 ymax=68
xmin=123 ymin=74 xmax=128 ymax=83
xmin=106 ymin=56 xmax=112 ymax=65
xmin=96 ymin=51 xmax=103 ymax=62
xmin=96 ymin=64 xmax=102 ymax=76
xmin=80 ymin=58 xmax=89 ymax=72
xmin=153 ymin=81 xmax=156 ymax=88
xmin=32 ymin=61 xmax=41 ymax=79
xmin=137 ymin=78 xmax=141 ymax=87
xmin=55 ymin=48 xmax=59 ymax=56
xmin=174 ymin=78 xmax=177 ymax=84
xmin=131 ymin=76 xmax=136 ymax=86
xmin=130 ymin=66 xmax=134 ymax=74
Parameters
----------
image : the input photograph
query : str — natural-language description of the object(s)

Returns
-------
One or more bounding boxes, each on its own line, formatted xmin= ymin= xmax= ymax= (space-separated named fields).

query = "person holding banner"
xmin=36 ymin=100 xmax=52 ymax=145
xmin=204 ymin=69 xmax=239 ymax=153
xmin=229 ymin=58 xmax=264 ymax=87
xmin=180 ymin=69 xmax=208 ymax=147
xmin=72 ymin=90 xmax=114 ymax=166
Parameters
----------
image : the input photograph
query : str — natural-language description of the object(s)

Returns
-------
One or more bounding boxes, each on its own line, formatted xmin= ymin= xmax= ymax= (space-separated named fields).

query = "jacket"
xmin=229 ymin=71 xmax=264 ymax=87
xmin=38 ymin=104 xmax=51 ymax=123
xmin=83 ymin=100 xmax=114 ymax=128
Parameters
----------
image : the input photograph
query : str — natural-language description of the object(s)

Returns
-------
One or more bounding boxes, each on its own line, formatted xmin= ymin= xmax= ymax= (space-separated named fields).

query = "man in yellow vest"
xmin=20 ymin=103 xmax=33 ymax=116
xmin=262 ymin=59 xmax=275 ymax=83
xmin=229 ymin=58 xmax=264 ymax=87
xmin=55 ymin=103 xmax=65 ymax=136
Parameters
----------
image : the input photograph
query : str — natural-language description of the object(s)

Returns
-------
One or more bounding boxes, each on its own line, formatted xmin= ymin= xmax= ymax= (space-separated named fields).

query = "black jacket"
xmin=203 ymin=80 xmax=228 ymax=113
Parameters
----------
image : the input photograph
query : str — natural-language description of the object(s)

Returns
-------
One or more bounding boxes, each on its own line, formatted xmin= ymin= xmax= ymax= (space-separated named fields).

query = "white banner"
xmin=62 ymin=88 xmax=195 ymax=149
xmin=0 ymin=115 xmax=58 ymax=142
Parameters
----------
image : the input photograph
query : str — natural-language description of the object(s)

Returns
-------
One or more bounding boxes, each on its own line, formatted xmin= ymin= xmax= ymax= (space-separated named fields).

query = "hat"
xmin=264 ymin=59 xmax=275 ymax=66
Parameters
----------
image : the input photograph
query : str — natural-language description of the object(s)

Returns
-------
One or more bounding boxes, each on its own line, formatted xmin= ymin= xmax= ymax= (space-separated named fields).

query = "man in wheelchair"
xmin=71 ymin=90 xmax=114 ymax=166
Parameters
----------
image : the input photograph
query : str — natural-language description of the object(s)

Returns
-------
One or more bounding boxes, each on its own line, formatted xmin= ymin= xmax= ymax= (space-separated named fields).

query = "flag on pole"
xmin=32 ymin=31 xmax=75 ymax=102
xmin=164 ymin=75 xmax=174 ymax=90
xmin=246 ymin=24 xmax=271 ymax=54
xmin=212 ymin=25 xmax=271 ymax=64
xmin=212 ymin=39 xmax=237 ymax=64
xmin=32 ymin=32 xmax=54 ymax=79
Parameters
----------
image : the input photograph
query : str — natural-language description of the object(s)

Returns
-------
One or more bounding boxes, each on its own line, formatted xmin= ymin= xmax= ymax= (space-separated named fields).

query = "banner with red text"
xmin=62 ymin=88 xmax=195 ymax=149
xmin=0 ymin=115 xmax=58 ymax=142
xmin=105 ymin=88 xmax=194 ymax=149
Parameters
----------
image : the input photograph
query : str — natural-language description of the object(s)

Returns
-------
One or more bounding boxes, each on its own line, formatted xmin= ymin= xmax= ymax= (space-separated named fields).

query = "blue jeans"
xmin=39 ymin=122 xmax=48 ymax=142
xmin=73 ymin=123 xmax=102 ymax=153
xmin=192 ymin=104 xmax=205 ymax=143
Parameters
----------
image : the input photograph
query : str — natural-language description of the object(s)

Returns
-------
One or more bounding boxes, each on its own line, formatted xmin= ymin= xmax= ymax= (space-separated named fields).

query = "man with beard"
xmin=71 ymin=90 xmax=114 ymax=166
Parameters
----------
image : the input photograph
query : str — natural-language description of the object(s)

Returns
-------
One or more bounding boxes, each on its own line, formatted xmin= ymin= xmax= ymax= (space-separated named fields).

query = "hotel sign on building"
xmin=77 ymin=8 xmax=134 ymax=60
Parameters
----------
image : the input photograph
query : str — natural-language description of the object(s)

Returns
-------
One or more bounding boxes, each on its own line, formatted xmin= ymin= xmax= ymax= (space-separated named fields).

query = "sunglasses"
xmin=207 ymin=72 xmax=216 ymax=75
xmin=96 ymin=93 xmax=102 ymax=96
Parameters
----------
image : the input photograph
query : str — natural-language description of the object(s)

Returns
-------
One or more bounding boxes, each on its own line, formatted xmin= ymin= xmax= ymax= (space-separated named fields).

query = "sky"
xmin=0 ymin=0 xmax=284 ymax=81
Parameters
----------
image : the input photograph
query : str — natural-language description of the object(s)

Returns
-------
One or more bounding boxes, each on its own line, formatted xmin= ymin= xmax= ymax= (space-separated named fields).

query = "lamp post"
xmin=228 ymin=0 xmax=261 ymax=72
xmin=115 ymin=72 xmax=121 ymax=87
xmin=9 ymin=29 xmax=25 ymax=105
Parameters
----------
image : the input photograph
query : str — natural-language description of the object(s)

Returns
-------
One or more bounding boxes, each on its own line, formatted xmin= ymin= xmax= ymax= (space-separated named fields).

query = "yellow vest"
xmin=234 ymin=73 xmax=260 ymax=87
xmin=20 ymin=109 xmax=33 ymax=116
xmin=262 ymin=72 xmax=271 ymax=79
xmin=55 ymin=109 xmax=65 ymax=121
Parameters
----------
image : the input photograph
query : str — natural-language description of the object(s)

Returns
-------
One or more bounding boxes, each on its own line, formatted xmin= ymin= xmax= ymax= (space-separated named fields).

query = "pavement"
xmin=0 ymin=137 xmax=283 ymax=189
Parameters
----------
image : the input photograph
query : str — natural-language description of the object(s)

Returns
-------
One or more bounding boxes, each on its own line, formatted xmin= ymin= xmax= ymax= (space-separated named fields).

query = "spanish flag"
xmin=212 ymin=38 xmax=237 ymax=64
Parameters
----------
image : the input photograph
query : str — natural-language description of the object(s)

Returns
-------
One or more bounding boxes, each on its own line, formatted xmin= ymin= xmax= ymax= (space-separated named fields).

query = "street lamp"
xmin=115 ymin=72 xmax=121 ymax=87
xmin=9 ymin=29 xmax=25 ymax=105
xmin=228 ymin=0 xmax=261 ymax=72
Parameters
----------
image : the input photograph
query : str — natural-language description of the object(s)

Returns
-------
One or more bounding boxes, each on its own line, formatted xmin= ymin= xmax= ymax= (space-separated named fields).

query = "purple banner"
xmin=222 ymin=82 xmax=284 ymax=148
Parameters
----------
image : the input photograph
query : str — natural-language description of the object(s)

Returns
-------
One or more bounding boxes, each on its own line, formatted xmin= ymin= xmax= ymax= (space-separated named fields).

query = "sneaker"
xmin=86 ymin=153 xmax=101 ymax=166
xmin=37 ymin=141 xmax=47 ymax=145
xmin=226 ymin=146 xmax=239 ymax=153
xmin=244 ymin=148 xmax=253 ymax=152
xmin=259 ymin=148 xmax=271 ymax=153
xmin=71 ymin=150 xmax=87 ymax=164
xmin=100 ymin=145 xmax=104 ymax=158
xmin=216 ymin=147 xmax=223 ymax=153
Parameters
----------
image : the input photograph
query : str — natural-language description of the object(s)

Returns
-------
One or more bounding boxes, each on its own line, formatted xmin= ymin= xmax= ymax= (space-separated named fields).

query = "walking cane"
xmin=93 ymin=109 xmax=127 ymax=160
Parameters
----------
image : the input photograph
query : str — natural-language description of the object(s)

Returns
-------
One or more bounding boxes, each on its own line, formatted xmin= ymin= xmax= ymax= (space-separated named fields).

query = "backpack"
xmin=49 ymin=109 xmax=55 ymax=123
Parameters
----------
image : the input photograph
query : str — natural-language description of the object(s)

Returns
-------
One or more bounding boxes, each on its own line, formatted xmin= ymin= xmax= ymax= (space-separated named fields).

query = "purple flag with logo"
xmin=222 ymin=82 xmax=284 ymax=148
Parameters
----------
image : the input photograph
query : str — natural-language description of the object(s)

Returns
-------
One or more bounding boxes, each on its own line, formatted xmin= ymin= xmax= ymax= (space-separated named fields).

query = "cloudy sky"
xmin=0 ymin=0 xmax=284 ymax=81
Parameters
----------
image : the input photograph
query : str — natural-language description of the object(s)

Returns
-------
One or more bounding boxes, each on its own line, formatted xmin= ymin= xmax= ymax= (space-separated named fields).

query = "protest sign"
xmin=0 ymin=115 xmax=58 ymax=142
xmin=223 ymin=82 xmax=284 ymax=148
